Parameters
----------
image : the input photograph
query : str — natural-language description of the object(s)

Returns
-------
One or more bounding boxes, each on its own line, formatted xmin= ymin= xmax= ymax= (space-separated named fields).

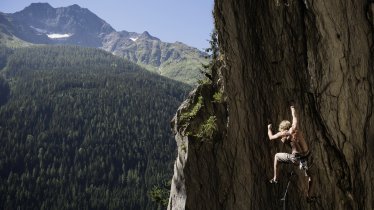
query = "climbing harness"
xmin=295 ymin=152 xmax=311 ymax=176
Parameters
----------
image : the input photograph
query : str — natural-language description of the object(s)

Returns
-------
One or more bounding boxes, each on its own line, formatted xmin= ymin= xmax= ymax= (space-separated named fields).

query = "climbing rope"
xmin=279 ymin=154 xmax=313 ymax=210
xmin=280 ymin=171 xmax=295 ymax=210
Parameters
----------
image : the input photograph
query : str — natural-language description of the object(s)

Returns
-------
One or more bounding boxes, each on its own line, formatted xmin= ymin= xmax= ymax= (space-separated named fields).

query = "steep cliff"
xmin=169 ymin=0 xmax=374 ymax=209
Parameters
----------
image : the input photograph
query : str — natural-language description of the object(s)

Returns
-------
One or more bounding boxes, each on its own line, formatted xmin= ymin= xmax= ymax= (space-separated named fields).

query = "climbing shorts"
xmin=275 ymin=153 xmax=298 ymax=164
xmin=275 ymin=152 xmax=309 ymax=172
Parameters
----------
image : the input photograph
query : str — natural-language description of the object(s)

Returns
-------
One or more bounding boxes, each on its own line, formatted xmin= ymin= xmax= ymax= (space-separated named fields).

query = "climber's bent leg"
xmin=272 ymin=153 xmax=295 ymax=182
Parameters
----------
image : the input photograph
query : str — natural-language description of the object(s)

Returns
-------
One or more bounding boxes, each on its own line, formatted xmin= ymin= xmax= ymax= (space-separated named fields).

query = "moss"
xmin=213 ymin=91 xmax=223 ymax=103
xmin=181 ymin=96 xmax=203 ymax=121
xmin=197 ymin=77 xmax=212 ymax=86
xmin=179 ymin=83 xmax=221 ymax=143
xmin=195 ymin=116 xmax=217 ymax=141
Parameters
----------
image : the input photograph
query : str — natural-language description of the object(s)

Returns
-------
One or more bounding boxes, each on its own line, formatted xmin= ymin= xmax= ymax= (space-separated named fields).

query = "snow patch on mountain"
xmin=47 ymin=34 xmax=72 ymax=39
xmin=29 ymin=26 xmax=73 ymax=39
xmin=130 ymin=37 xmax=138 ymax=42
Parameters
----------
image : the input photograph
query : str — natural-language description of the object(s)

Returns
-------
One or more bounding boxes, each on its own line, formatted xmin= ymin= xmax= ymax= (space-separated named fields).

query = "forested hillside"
xmin=0 ymin=45 xmax=190 ymax=210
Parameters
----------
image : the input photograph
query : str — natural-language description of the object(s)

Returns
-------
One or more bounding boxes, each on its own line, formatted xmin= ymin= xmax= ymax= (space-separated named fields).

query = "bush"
xmin=195 ymin=116 xmax=217 ymax=141
xmin=181 ymin=96 xmax=203 ymax=121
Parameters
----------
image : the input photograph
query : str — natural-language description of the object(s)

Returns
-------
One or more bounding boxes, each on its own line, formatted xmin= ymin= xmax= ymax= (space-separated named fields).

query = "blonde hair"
xmin=279 ymin=120 xmax=291 ymax=131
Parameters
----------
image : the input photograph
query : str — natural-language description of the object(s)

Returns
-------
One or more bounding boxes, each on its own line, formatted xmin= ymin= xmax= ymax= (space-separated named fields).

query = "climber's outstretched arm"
xmin=290 ymin=106 xmax=298 ymax=131
xmin=268 ymin=124 xmax=289 ymax=140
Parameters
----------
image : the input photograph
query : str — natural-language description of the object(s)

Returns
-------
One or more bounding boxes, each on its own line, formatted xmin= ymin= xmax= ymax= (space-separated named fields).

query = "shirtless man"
xmin=267 ymin=106 xmax=312 ymax=196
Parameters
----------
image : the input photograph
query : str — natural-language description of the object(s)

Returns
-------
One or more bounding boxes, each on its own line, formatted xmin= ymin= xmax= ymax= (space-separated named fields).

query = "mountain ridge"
xmin=1 ymin=3 xmax=207 ymax=85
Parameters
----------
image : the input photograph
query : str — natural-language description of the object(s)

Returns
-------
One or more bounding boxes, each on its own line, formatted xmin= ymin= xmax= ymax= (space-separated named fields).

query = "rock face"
xmin=168 ymin=0 xmax=374 ymax=209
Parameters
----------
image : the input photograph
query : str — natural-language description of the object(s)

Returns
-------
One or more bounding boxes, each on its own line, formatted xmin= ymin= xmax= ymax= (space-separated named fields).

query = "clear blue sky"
xmin=0 ymin=0 xmax=214 ymax=50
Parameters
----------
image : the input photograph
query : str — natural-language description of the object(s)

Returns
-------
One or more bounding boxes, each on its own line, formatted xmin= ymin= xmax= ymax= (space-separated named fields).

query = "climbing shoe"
xmin=269 ymin=178 xmax=278 ymax=184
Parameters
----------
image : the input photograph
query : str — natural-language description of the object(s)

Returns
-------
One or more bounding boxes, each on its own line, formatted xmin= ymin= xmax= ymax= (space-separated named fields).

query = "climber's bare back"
xmin=288 ymin=129 xmax=308 ymax=155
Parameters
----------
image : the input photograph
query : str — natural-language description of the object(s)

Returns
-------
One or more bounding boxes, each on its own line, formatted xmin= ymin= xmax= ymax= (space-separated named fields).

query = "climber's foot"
xmin=269 ymin=178 xmax=278 ymax=184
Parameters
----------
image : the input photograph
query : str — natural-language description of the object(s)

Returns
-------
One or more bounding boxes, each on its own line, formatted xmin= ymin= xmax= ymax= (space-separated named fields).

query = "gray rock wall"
xmin=169 ymin=0 xmax=374 ymax=209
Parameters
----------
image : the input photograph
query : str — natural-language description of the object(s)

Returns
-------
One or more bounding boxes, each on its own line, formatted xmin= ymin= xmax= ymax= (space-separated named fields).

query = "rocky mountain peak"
xmin=9 ymin=3 xmax=115 ymax=47
xmin=67 ymin=4 xmax=82 ymax=9
xmin=14 ymin=3 xmax=54 ymax=20
xmin=25 ymin=2 xmax=53 ymax=11
xmin=139 ymin=31 xmax=159 ymax=41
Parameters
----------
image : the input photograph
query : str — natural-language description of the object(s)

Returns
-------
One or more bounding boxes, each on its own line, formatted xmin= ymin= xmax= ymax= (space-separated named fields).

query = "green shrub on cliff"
xmin=181 ymin=96 xmax=203 ymax=121
xmin=195 ymin=115 xmax=217 ymax=141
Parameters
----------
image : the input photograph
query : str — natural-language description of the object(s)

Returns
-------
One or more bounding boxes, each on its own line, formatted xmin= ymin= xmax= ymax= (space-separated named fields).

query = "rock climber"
xmin=267 ymin=106 xmax=313 ymax=198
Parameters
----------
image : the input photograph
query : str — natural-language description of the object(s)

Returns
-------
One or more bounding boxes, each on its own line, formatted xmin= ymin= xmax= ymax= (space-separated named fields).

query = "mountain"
xmin=0 ymin=3 xmax=207 ymax=85
xmin=0 ymin=13 xmax=32 ymax=47
xmin=103 ymin=31 xmax=207 ymax=85
xmin=168 ymin=1 xmax=374 ymax=210
xmin=9 ymin=3 xmax=115 ymax=46
xmin=0 ymin=45 xmax=190 ymax=210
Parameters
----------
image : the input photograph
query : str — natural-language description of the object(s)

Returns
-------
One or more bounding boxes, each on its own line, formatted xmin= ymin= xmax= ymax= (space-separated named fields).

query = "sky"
xmin=0 ymin=0 xmax=214 ymax=50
